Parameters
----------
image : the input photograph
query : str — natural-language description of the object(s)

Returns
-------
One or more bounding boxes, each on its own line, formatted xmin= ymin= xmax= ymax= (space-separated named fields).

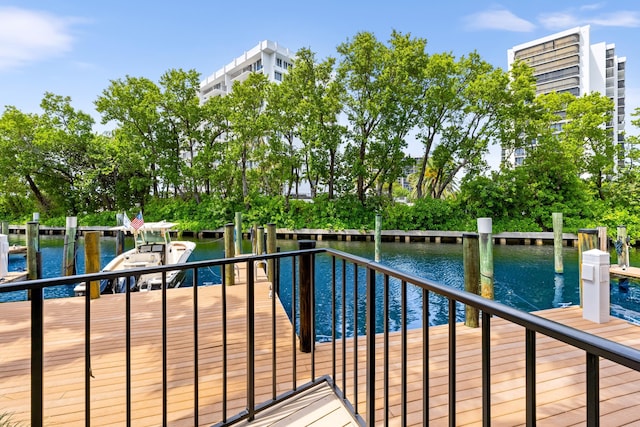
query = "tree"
xmin=157 ymin=69 xmax=204 ymax=198
xmin=0 ymin=94 xmax=106 ymax=216
xmin=271 ymin=47 xmax=345 ymax=199
xmin=224 ymin=73 xmax=271 ymax=204
xmin=95 ymin=75 xmax=163 ymax=201
xmin=563 ymin=92 xmax=614 ymax=199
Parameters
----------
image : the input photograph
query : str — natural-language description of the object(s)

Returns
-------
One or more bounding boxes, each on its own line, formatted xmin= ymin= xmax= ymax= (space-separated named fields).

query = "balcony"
xmin=2 ymin=248 xmax=640 ymax=426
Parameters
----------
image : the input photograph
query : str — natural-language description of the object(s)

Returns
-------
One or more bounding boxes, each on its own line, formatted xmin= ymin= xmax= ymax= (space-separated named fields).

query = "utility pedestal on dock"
xmin=581 ymin=249 xmax=610 ymax=323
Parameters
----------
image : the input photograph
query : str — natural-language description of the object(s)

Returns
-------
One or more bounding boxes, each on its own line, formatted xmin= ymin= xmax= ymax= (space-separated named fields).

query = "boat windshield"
xmin=136 ymin=229 xmax=171 ymax=246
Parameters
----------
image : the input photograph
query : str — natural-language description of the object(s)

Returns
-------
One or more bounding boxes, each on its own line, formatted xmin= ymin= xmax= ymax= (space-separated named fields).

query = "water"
xmin=3 ymin=236 xmax=640 ymax=332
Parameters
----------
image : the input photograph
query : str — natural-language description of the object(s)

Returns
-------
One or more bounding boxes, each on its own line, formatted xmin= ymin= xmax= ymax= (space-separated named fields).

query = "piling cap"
xmin=582 ymin=249 xmax=610 ymax=264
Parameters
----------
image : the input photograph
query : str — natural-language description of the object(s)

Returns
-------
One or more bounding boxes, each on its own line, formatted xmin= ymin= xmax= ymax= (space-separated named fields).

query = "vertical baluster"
xmin=482 ymin=311 xmax=491 ymax=426
xmin=448 ymin=299 xmax=456 ymax=427
xmin=526 ymin=329 xmax=536 ymax=426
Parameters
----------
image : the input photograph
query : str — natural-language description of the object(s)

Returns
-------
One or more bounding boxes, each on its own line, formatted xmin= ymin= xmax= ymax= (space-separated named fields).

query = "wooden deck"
xmin=610 ymin=265 xmax=640 ymax=280
xmin=1 ymin=264 xmax=640 ymax=426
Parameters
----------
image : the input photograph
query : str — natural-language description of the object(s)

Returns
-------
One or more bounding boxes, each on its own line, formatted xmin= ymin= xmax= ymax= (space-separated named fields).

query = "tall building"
xmin=505 ymin=25 xmax=626 ymax=166
xmin=199 ymin=40 xmax=294 ymax=103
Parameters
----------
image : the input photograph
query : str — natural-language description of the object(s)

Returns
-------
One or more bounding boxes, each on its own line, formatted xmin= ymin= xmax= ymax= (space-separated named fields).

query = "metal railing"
xmin=2 ymin=247 xmax=640 ymax=426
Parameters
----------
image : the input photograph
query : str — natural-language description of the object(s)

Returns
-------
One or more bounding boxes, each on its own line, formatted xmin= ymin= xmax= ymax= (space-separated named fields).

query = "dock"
xmin=0 ymin=271 xmax=27 ymax=283
xmin=1 ymin=267 xmax=640 ymax=425
xmin=8 ymin=245 xmax=26 ymax=255
xmin=610 ymin=265 xmax=640 ymax=280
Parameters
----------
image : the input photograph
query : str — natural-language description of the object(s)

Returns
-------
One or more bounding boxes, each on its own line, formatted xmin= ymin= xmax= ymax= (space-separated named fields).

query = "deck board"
xmin=1 ymin=264 xmax=640 ymax=426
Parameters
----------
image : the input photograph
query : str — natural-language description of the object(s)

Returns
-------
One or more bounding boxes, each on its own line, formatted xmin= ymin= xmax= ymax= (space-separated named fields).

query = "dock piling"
xmin=298 ymin=240 xmax=316 ymax=353
xmin=234 ymin=212 xmax=242 ymax=255
xmin=616 ymin=226 xmax=629 ymax=269
xmin=477 ymin=218 xmax=494 ymax=300
xmin=463 ymin=233 xmax=480 ymax=327
xmin=266 ymin=223 xmax=276 ymax=285
xmin=552 ymin=213 xmax=563 ymax=274
xmin=375 ymin=214 xmax=382 ymax=262
xmin=577 ymin=228 xmax=598 ymax=307
xmin=27 ymin=221 xmax=41 ymax=281
xmin=84 ymin=231 xmax=101 ymax=299
xmin=224 ymin=223 xmax=235 ymax=286
xmin=1 ymin=221 xmax=8 ymax=235
xmin=62 ymin=217 xmax=77 ymax=276
xmin=115 ymin=213 xmax=125 ymax=256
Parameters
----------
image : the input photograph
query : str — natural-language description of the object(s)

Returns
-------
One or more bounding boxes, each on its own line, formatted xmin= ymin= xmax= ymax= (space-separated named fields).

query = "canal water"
xmin=3 ymin=235 xmax=640 ymax=333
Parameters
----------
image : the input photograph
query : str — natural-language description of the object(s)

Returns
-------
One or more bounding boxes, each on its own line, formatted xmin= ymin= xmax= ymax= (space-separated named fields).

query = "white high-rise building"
xmin=505 ymin=25 xmax=626 ymax=166
xmin=199 ymin=40 xmax=294 ymax=103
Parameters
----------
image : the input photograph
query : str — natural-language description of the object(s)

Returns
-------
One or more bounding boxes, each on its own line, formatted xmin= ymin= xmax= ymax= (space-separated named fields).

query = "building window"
xmin=275 ymin=71 xmax=282 ymax=81
xmin=276 ymin=58 xmax=283 ymax=67
xmin=254 ymin=59 xmax=263 ymax=71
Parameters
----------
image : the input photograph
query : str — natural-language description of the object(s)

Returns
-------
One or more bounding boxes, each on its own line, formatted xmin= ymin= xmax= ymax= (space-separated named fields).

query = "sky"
xmin=1 ymin=0 xmax=639 ymax=167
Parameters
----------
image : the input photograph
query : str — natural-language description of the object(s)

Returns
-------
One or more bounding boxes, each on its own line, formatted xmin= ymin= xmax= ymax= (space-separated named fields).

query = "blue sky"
xmin=1 ymin=0 xmax=639 ymax=153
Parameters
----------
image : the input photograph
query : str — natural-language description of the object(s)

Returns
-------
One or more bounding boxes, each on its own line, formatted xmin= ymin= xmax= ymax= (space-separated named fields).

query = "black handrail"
xmin=2 ymin=247 xmax=640 ymax=427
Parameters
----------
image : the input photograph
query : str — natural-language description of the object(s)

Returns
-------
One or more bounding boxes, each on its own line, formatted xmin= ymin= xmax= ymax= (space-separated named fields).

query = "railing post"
xmin=31 ymin=287 xmax=44 ymax=427
xmin=463 ymin=233 xmax=480 ymax=327
xmin=298 ymin=240 xmax=316 ymax=353
xmin=246 ymin=259 xmax=256 ymax=420
xmin=366 ymin=266 xmax=376 ymax=426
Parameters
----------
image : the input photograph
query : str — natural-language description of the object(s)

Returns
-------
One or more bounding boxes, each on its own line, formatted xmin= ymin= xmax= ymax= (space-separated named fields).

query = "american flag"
xmin=131 ymin=212 xmax=144 ymax=230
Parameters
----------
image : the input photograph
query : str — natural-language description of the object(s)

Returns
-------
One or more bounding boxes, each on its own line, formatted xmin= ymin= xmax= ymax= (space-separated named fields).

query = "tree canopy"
xmin=0 ymin=30 xmax=637 ymax=238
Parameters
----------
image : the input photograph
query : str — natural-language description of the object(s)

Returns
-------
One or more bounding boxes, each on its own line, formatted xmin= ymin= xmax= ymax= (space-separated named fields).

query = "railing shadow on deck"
xmin=2 ymin=248 xmax=640 ymax=427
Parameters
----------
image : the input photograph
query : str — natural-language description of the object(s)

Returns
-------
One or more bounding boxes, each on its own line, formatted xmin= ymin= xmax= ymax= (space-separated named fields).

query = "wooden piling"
xmin=298 ymin=240 xmax=316 ymax=353
xmin=115 ymin=213 xmax=125 ymax=256
xmin=477 ymin=218 xmax=494 ymax=300
xmin=463 ymin=233 xmax=480 ymax=327
xmin=552 ymin=213 xmax=563 ymax=274
xmin=375 ymin=214 xmax=381 ymax=262
xmin=84 ymin=231 xmax=101 ymax=299
xmin=1 ymin=221 xmax=9 ymax=235
xmin=266 ymin=223 xmax=276 ymax=285
xmin=577 ymin=228 xmax=598 ymax=307
xmin=597 ymin=226 xmax=608 ymax=252
xmin=62 ymin=217 xmax=77 ymax=276
xmin=224 ymin=223 xmax=235 ymax=286
xmin=26 ymin=221 xmax=40 ymax=281
xmin=234 ymin=212 xmax=242 ymax=255
xmin=616 ymin=226 xmax=629 ymax=268
xmin=256 ymin=226 xmax=265 ymax=269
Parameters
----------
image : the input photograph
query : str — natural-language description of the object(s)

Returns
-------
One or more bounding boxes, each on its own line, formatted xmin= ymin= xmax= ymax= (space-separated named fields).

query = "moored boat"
xmin=74 ymin=220 xmax=195 ymax=295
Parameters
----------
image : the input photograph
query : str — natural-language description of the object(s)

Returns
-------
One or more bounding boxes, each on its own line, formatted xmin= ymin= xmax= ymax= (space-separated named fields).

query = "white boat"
xmin=74 ymin=221 xmax=195 ymax=295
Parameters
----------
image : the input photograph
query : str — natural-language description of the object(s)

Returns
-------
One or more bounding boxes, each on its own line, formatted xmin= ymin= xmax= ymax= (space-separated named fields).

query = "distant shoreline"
xmin=5 ymin=225 xmax=580 ymax=246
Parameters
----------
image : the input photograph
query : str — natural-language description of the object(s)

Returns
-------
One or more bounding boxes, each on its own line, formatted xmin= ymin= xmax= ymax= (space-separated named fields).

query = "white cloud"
xmin=580 ymin=3 xmax=604 ymax=12
xmin=539 ymin=9 xmax=640 ymax=31
xmin=463 ymin=9 xmax=536 ymax=32
xmin=539 ymin=12 xmax=580 ymax=30
xmin=591 ymin=11 xmax=640 ymax=27
xmin=0 ymin=7 xmax=76 ymax=71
